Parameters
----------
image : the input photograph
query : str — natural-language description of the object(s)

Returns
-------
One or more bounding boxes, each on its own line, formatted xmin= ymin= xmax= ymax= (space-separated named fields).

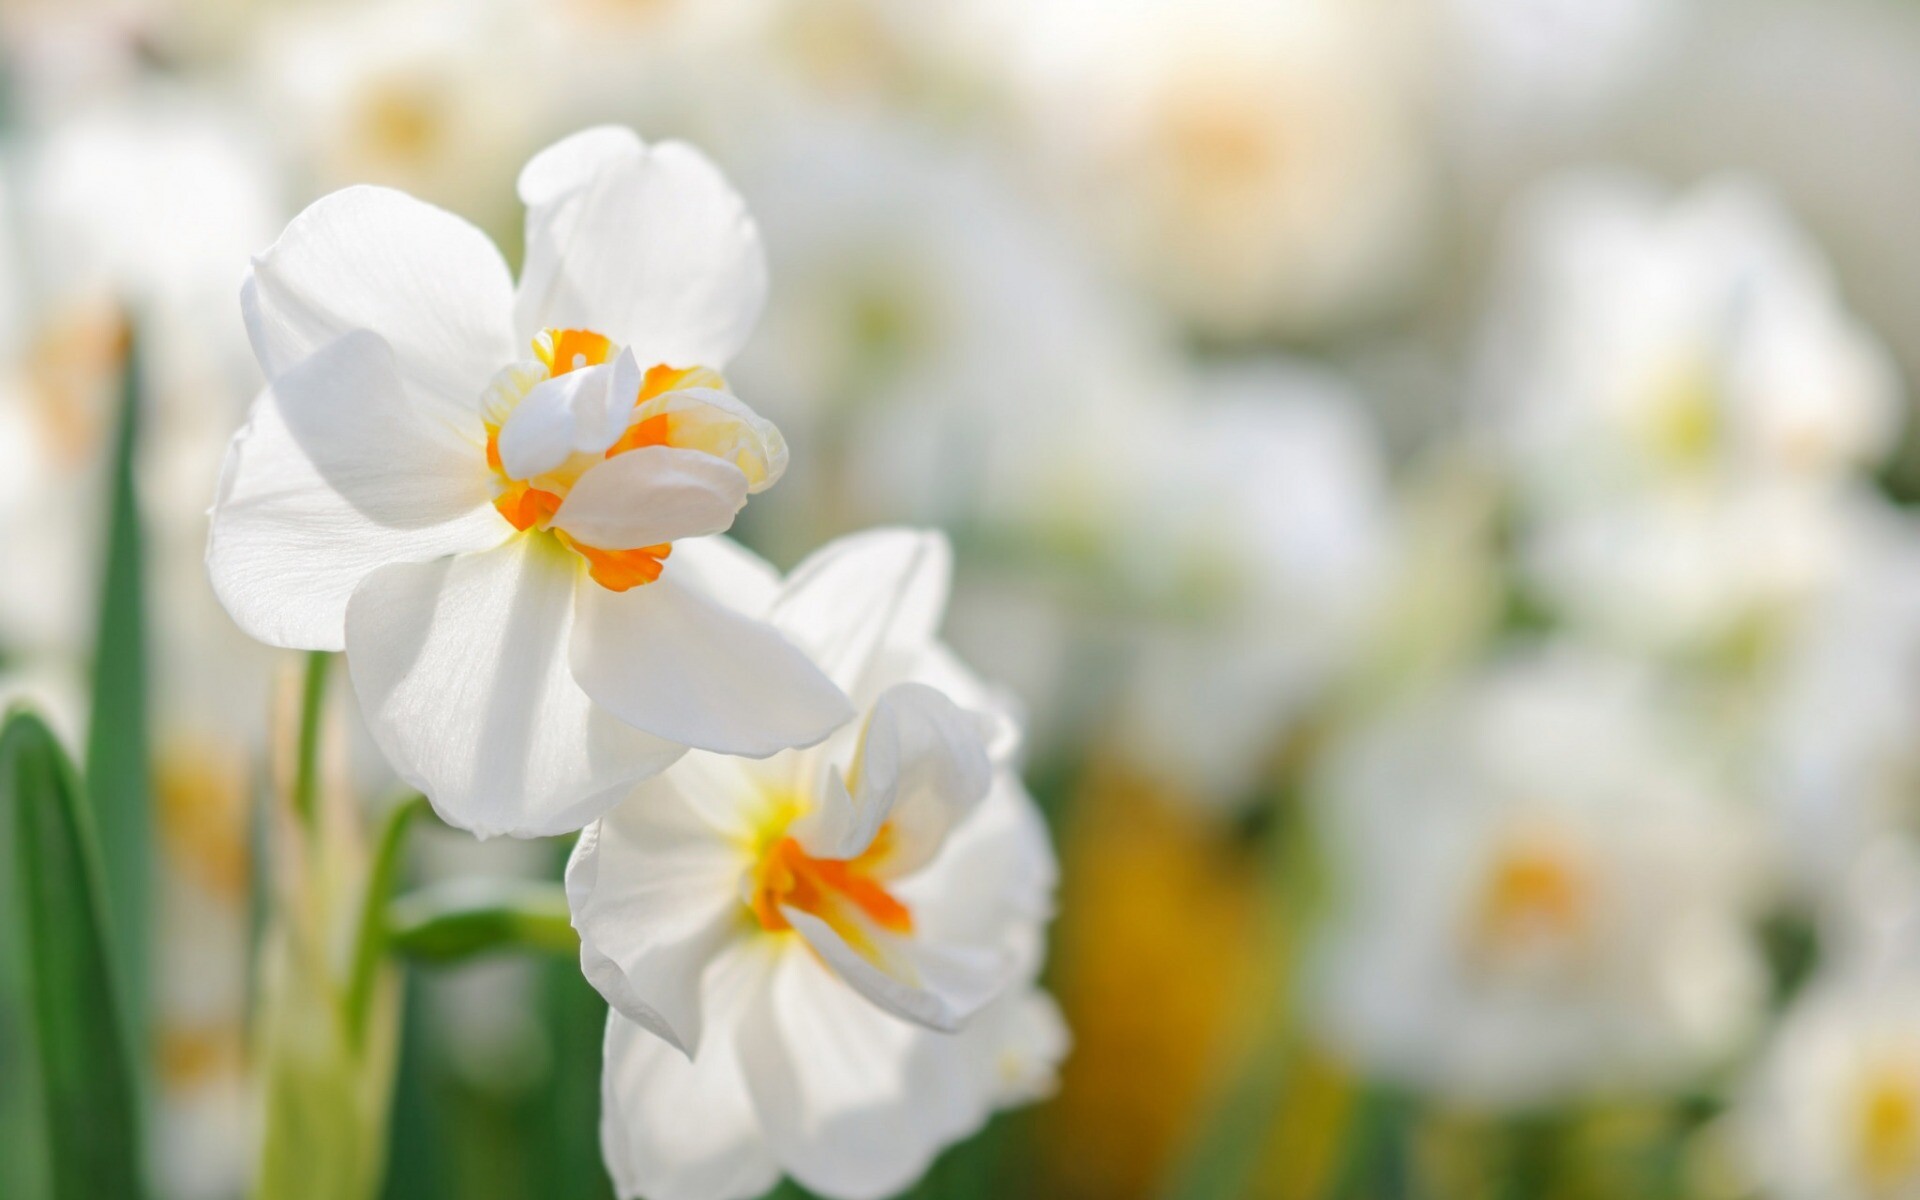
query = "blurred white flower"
xmin=1739 ymin=964 xmax=1920 ymax=1200
xmin=985 ymin=0 xmax=1433 ymax=339
xmin=1310 ymin=645 xmax=1767 ymax=1108
xmin=250 ymin=0 xmax=539 ymax=232
xmin=1521 ymin=480 xmax=1872 ymax=653
xmin=1113 ymin=363 xmax=1397 ymax=805
xmin=207 ymin=126 xmax=851 ymax=837
xmin=568 ymin=529 xmax=1062 ymax=1200
xmin=1757 ymin=499 xmax=1920 ymax=892
xmin=1431 ymin=0 xmax=1689 ymax=154
xmin=0 ymin=98 xmax=281 ymax=658
xmin=1481 ymin=171 xmax=1903 ymax=652
xmin=1486 ymin=171 xmax=1901 ymax=497
xmin=727 ymin=113 xmax=1176 ymax=551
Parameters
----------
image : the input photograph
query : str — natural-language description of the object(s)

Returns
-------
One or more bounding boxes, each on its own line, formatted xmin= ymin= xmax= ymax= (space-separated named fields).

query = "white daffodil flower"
xmin=1309 ymin=646 xmax=1767 ymax=1109
xmin=1478 ymin=171 xmax=1901 ymax=655
xmin=1112 ymin=364 xmax=1395 ymax=807
xmin=206 ymin=126 xmax=853 ymax=838
xmin=1483 ymin=171 xmax=1900 ymax=499
xmin=566 ymin=529 xmax=1064 ymax=1200
xmin=1755 ymin=499 xmax=1920 ymax=892
xmin=985 ymin=0 xmax=1433 ymax=339
xmin=1739 ymin=967 xmax=1920 ymax=1200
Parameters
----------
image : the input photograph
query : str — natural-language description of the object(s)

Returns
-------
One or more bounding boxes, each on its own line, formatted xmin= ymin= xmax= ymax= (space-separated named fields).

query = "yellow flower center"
xmin=747 ymin=817 xmax=913 ymax=966
xmin=1641 ymin=354 xmax=1720 ymax=470
xmin=1857 ymin=1067 xmax=1920 ymax=1191
xmin=1471 ymin=836 xmax=1590 ymax=959
xmin=483 ymin=327 xmax=721 ymax=591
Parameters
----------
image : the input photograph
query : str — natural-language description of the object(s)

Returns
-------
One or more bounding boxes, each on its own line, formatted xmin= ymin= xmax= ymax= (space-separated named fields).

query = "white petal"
xmin=514 ymin=138 xmax=767 ymax=369
xmin=206 ymin=331 xmax=507 ymax=650
xmin=632 ymin=386 xmax=789 ymax=492
xmin=789 ymin=683 xmax=991 ymax=872
xmin=345 ymin=535 xmax=684 ymax=837
xmin=552 ymin=447 xmax=749 ymax=550
xmin=894 ymin=779 xmax=1058 ymax=981
xmin=519 ymin=125 xmax=645 ymax=210
xmin=960 ymin=987 xmax=1070 ymax=1110
xmin=735 ymin=948 xmax=985 ymax=1200
xmin=771 ymin=529 xmax=952 ymax=697
xmin=244 ymin=186 xmax=515 ymax=424
xmin=495 ymin=362 xmax=624 ymax=480
xmin=661 ymin=535 xmax=781 ymax=617
xmin=779 ymin=904 xmax=1008 ymax=1034
xmin=566 ymin=793 xmax=743 ymax=1056
xmin=600 ymin=943 xmax=781 ymax=1200
xmin=571 ymin=575 xmax=851 ymax=758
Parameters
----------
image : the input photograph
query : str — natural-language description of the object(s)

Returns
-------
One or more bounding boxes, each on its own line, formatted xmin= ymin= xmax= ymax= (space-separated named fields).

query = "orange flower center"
xmin=749 ymin=826 xmax=914 ymax=963
xmin=483 ymin=327 xmax=711 ymax=591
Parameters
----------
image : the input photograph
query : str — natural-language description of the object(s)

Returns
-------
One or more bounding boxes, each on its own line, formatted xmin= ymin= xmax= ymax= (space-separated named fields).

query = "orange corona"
xmin=484 ymin=329 xmax=721 ymax=591
xmin=750 ymin=826 xmax=915 ymax=964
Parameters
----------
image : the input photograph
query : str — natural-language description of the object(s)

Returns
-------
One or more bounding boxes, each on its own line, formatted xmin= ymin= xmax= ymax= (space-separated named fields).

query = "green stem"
xmin=292 ymin=650 xmax=332 ymax=833
xmin=344 ymin=795 xmax=428 ymax=1051
xmin=1328 ymin=1087 xmax=1418 ymax=1200
xmin=1496 ymin=1113 xmax=1563 ymax=1200
xmin=1162 ymin=763 xmax=1325 ymax=1200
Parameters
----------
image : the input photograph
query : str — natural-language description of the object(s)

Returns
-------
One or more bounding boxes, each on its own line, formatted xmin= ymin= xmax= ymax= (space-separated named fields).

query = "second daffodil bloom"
xmin=207 ymin=126 xmax=852 ymax=837
xmin=567 ymin=530 xmax=1066 ymax=1200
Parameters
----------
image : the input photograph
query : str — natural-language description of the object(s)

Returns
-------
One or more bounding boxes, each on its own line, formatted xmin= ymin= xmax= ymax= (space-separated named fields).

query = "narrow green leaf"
xmin=2 ymin=709 xmax=144 ymax=1200
xmin=83 ymin=330 xmax=150 ymax=1052
xmin=386 ymin=879 xmax=579 ymax=964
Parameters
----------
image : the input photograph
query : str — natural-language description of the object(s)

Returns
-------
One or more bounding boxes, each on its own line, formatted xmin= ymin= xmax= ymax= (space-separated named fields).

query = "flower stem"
xmin=292 ymin=650 xmax=332 ymax=833
xmin=344 ymin=793 xmax=428 ymax=1051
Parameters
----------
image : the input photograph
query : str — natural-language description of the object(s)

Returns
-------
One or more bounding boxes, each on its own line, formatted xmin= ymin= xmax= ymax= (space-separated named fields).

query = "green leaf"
xmin=386 ymin=879 xmax=579 ymax=965
xmin=1 ymin=708 xmax=145 ymax=1200
xmin=83 ymin=330 xmax=151 ymax=1053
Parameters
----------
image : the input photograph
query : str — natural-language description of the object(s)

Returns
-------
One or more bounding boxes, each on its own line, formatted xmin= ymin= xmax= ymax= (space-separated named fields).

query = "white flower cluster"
xmin=203 ymin=129 xmax=1063 ymax=1200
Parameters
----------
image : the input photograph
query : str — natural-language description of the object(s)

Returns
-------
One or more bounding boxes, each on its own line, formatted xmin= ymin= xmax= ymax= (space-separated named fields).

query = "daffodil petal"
xmin=788 ymin=682 xmax=991 ymax=869
xmin=514 ymin=137 xmax=767 ymax=370
xmin=571 ymin=575 xmax=851 ymax=758
xmin=893 ymin=780 xmax=1059 ymax=981
xmin=244 ymin=185 xmax=515 ymax=423
xmin=517 ymin=125 xmax=645 ymax=211
xmin=771 ymin=529 xmax=952 ymax=699
xmin=207 ymin=331 xmax=508 ymax=651
xmin=631 ymin=387 xmax=789 ymax=493
xmin=963 ymin=988 xmax=1071 ymax=1109
xmin=567 ymin=796 xmax=744 ymax=1058
xmin=552 ymin=448 xmax=749 ymax=551
xmin=663 ymin=535 xmax=782 ymax=617
xmin=777 ymin=904 xmax=1007 ymax=1034
xmin=495 ymin=362 xmax=625 ymax=480
xmin=735 ymin=949 xmax=983 ymax=1200
xmin=345 ymin=535 xmax=684 ymax=837
xmin=600 ymin=945 xmax=781 ymax=1200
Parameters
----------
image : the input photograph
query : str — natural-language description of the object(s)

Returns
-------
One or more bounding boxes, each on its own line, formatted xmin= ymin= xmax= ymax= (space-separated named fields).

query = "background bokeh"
xmin=6 ymin=1 xmax=1920 ymax=1197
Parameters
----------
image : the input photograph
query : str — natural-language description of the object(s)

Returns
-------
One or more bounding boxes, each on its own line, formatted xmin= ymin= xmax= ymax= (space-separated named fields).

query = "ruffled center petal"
xmin=476 ymin=328 xmax=785 ymax=591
